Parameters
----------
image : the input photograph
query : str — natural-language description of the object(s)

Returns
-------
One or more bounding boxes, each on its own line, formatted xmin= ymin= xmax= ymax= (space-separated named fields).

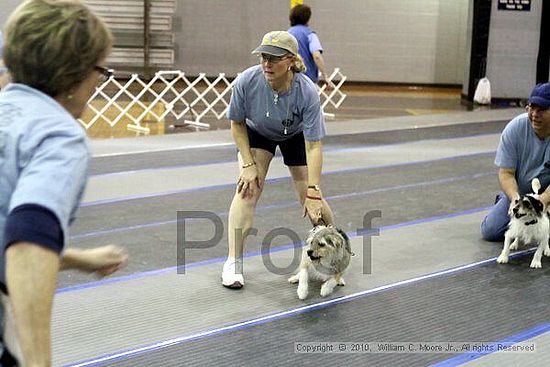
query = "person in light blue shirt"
xmin=0 ymin=1 xmax=127 ymax=366
xmin=222 ymin=30 xmax=334 ymax=289
xmin=288 ymin=4 xmax=335 ymax=90
xmin=481 ymin=83 xmax=550 ymax=241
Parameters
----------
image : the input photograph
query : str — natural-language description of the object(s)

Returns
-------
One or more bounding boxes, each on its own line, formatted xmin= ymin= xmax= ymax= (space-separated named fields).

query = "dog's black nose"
xmin=307 ymin=249 xmax=313 ymax=256
xmin=513 ymin=207 xmax=518 ymax=214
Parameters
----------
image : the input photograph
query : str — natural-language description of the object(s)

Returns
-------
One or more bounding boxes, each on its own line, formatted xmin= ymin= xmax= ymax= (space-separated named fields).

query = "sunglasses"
xmin=94 ymin=65 xmax=114 ymax=82
xmin=259 ymin=54 xmax=290 ymax=64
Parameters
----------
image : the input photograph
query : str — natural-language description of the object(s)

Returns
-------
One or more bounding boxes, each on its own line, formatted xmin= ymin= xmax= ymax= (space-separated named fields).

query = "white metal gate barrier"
xmin=79 ymin=68 xmax=347 ymax=134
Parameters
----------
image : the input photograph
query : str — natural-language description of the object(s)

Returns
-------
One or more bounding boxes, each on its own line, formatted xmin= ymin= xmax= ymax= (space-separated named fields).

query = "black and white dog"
xmin=497 ymin=178 xmax=550 ymax=268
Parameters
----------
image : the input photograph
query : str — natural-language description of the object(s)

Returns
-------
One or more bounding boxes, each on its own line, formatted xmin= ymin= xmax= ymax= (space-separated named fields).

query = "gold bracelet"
xmin=242 ymin=162 xmax=255 ymax=169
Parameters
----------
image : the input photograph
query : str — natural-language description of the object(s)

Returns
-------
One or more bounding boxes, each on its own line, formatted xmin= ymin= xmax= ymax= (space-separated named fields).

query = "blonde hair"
xmin=290 ymin=54 xmax=306 ymax=73
xmin=3 ymin=0 xmax=112 ymax=97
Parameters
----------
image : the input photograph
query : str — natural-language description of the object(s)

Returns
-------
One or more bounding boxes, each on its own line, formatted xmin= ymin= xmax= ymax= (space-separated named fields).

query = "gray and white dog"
xmin=288 ymin=224 xmax=352 ymax=300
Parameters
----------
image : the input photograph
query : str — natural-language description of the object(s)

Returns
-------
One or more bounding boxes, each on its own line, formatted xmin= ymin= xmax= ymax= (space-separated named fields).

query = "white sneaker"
xmin=221 ymin=258 xmax=244 ymax=289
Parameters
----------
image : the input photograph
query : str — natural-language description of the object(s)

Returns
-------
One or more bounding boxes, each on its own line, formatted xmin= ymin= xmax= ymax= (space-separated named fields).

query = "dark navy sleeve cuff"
xmin=3 ymin=204 xmax=64 ymax=254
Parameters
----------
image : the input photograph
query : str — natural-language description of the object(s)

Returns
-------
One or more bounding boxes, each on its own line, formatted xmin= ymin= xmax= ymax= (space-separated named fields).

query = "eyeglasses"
xmin=94 ymin=65 xmax=114 ymax=82
xmin=526 ymin=104 xmax=549 ymax=113
xmin=259 ymin=54 xmax=290 ymax=64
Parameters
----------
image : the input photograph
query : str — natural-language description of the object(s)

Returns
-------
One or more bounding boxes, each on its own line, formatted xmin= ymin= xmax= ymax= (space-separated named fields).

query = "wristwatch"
xmin=307 ymin=185 xmax=320 ymax=191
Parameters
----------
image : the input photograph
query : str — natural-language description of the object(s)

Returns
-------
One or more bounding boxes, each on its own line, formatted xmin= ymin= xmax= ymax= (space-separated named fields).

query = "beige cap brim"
xmin=251 ymin=45 xmax=291 ymax=56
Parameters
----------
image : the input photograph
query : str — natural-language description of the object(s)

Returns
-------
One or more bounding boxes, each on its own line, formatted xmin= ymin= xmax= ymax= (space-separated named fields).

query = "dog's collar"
xmin=525 ymin=219 xmax=538 ymax=226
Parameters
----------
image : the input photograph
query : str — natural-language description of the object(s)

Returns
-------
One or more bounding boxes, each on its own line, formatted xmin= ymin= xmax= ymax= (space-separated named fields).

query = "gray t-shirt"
xmin=227 ymin=65 xmax=325 ymax=142
xmin=495 ymin=113 xmax=550 ymax=194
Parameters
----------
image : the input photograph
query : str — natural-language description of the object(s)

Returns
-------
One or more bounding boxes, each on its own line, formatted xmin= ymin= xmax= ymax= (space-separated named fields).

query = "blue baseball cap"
xmin=528 ymin=83 xmax=550 ymax=108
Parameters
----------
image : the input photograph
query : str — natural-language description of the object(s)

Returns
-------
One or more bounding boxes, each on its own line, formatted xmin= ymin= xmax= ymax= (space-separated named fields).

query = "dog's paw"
xmin=288 ymin=274 xmax=299 ymax=284
xmin=320 ymin=284 xmax=334 ymax=297
xmin=320 ymin=288 xmax=333 ymax=297
xmin=297 ymin=285 xmax=308 ymax=300
xmin=544 ymin=247 xmax=550 ymax=257
xmin=530 ymin=259 xmax=542 ymax=269
xmin=496 ymin=253 xmax=509 ymax=264
xmin=337 ymin=278 xmax=346 ymax=286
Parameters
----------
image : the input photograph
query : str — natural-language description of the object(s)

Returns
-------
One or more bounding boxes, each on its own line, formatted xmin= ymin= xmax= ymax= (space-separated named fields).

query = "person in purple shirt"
xmin=288 ymin=4 xmax=335 ymax=90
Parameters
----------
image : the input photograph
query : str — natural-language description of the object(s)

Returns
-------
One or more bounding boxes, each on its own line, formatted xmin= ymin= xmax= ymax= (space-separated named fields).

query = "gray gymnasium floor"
xmin=52 ymin=108 xmax=550 ymax=366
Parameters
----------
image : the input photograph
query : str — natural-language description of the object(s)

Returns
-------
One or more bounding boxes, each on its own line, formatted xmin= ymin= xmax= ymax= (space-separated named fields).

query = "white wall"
xmin=312 ymin=0 xmax=468 ymax=84
xmin=485 ymin=0 xmax=542 ymax=99
xmin=0 ymin=0 xmax=21 ymax=28
xmin=1 ymin=0 xmax=469 ymax=84
xmin=175 ymin=0 xmax=469 ymax=84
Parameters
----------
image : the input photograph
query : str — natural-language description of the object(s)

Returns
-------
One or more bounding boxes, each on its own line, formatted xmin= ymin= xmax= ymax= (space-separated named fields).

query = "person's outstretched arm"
xmin=304 ymin=140 xmax=324 ymax=224
xmin=6 ymin=242 xmax=59 ymax=367
xmin=312 ymin=50 xmax=335 ymax=90
xmin=498 ymin=168 xmax=519 ymax=202
xmin=60 ymin=245 xmax=128 ymax=277
xmin=231 ymin=120 xmax=260 ymax=199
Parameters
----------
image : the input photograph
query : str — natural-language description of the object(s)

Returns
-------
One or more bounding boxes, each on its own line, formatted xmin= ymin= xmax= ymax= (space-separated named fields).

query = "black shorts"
xmin=246 ymin=125 xmax=307 ymax=166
